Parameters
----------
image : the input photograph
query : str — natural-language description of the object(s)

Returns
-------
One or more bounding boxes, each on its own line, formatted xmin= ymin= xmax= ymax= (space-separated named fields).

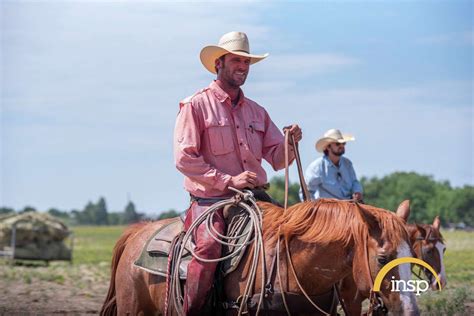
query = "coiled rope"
xmin=169 ymin=187 xmax=266 ymax=316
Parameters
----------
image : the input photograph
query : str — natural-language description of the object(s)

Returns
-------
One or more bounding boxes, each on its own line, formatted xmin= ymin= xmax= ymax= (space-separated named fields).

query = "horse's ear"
xmin=395 ymin=200 xmax=410 ymax=222
xmin=415 ymin=224 xmax=427 ymax=238
xmin=433 ymin=216 xmax=441 ymax=230
xmin=356 ymin=205 xmax=380 ymax=232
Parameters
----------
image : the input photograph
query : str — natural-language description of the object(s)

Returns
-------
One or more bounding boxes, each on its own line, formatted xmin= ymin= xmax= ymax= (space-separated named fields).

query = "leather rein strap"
xmin=279 ymin=130 xmax=340 ymax=315
xmin=284 ymin=130 xmax=310 ymax=208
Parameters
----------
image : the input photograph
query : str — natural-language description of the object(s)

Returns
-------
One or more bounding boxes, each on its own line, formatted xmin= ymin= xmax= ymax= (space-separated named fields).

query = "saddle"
xmin=134 ymin=205 xmax=251 ymax=279
xmin=134 ymin=218 xmax=191 ymax=279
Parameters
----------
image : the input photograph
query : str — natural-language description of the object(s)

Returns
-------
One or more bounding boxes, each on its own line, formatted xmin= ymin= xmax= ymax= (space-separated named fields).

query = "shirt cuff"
xmin=214 ymin=173 xmax=232 ymax=192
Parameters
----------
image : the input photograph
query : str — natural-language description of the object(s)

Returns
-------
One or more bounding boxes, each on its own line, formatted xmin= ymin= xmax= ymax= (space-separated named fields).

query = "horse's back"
xmin=115 ymin=218 xmax=178 ymax=315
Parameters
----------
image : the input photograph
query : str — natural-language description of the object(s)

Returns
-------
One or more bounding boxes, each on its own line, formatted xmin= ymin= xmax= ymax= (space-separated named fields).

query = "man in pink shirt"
xmin=174 ymin=31 xmax=302 ymax=315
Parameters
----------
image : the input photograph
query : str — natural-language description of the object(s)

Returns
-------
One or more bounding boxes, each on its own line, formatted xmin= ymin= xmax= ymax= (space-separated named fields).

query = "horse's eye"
xmin=377 ymin=256 xmax=389 ymax=266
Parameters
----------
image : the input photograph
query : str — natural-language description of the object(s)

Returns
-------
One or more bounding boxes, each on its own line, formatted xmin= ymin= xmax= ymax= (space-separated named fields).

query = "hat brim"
xmin=315 ymin=134 xmax=355 ymax=153
xmin=200 ymin=45 xmax=269 ymax=74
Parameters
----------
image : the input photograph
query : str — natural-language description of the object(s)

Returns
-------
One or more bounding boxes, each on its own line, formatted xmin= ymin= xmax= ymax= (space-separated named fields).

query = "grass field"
xmin=0 ymin=226 xmax=473 ymax=315
xmin=417 ymin=230 xmax=473 ymax=315
xmin=70 ymin=225 xmax=126 ymax=264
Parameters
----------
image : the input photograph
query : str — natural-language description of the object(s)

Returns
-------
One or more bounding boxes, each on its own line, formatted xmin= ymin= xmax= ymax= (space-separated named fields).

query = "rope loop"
xmin=169 ymin=189 xmax=266 ymax=316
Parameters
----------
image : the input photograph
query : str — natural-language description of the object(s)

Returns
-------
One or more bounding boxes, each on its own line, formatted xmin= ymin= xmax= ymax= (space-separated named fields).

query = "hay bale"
xmin=8 ymin=241 xmax=72 ymax=260
xmin=0 ymin=212 xmax=71 ymax=252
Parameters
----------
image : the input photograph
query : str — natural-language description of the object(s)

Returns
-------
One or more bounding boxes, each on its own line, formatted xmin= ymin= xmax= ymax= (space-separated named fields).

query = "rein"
xmin=284 ymin=130 xmax=310 ymax=208
xmin=270 ymin=130 xmax=340 ymax=315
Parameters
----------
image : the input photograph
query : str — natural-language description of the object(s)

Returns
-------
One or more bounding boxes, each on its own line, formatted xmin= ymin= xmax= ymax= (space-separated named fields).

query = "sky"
xmin=1 ymin=0 xmax=473 ymax=215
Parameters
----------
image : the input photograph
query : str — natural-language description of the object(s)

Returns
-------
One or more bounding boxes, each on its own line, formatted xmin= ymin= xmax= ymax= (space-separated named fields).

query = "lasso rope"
xmin=169 ymin=187 xmax=266 ymax=316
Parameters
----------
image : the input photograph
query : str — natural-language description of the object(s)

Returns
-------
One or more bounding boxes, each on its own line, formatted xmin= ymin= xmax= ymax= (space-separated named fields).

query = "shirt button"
xmin=243 ymin=160 xmax=247 ymax=163
xmin=240 ymin=142 xmax=243 ymax=146
xmin=236 ymin=125 xmax=239 ymax=128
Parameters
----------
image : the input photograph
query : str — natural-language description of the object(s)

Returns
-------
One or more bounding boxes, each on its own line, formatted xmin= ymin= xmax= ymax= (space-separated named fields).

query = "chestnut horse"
xmin=406 ymin=216 xmax=447 ymax=290
xmin=339 ymin=201 xmax=447 ymax=315
xmin=101 ymin=199 xmax=419 ymax=315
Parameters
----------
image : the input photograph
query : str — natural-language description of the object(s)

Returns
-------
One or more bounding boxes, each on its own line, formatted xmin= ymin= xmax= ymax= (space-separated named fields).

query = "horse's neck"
xmin=284 ymin=238 xmax=352 ymax=295
xmin=225 ymin=237 xmax=354 ymax=302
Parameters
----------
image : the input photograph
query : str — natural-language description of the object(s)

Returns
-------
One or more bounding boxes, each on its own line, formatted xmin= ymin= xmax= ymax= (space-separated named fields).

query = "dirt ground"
xmin=1 ymin=261 xmax=472 ymax=315
xmin=0 ymin=262 xmax=109 ymax=316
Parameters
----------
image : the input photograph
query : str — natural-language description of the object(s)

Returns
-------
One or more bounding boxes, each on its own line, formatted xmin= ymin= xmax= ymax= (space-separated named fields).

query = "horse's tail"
xmin=100 ymin=222 xmax=147 ymax=316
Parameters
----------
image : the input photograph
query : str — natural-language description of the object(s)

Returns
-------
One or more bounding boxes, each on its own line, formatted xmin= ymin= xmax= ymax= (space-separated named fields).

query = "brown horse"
xmin=101 ymin=199 xmax=419 ymax=315
xmin=406 ymin=216 xmax=447 ymax=290
xmin=339 ymin=201 xmax=447 ymax=315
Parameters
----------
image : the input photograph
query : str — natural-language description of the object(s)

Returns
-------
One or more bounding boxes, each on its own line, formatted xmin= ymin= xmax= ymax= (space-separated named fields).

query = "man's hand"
xmin=353 ymin=192 xmax=363 ymax=202
xmin=229 ymin=171 xmax=257 ymax=189
xmin=283 ymin=124 xmax=302 ymax=144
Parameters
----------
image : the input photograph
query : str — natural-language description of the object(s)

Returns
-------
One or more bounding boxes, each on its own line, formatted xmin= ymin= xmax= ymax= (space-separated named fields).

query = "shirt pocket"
xmin=247 ymin=120 xmax=265 ymax=159
xmin=206 ymin=120 xmax=235 ymax=156
xmin=323 ymin=169 xmax=338 ymax=186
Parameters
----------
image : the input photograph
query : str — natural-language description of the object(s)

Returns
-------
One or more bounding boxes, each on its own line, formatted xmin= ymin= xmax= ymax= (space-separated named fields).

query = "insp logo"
xmin=373 ymin=257 xmax=442 ymax=295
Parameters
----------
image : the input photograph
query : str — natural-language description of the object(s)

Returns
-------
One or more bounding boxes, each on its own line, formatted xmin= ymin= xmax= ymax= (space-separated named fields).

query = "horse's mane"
xmin=260 ymin=199 xmax=408 ymax=249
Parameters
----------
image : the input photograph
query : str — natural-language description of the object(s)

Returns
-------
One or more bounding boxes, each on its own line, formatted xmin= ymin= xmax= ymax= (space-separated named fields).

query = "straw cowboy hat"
xmin=200 ymin=31 xmax=269 ymax=74
xmin=315 ymin=129 xmax=355 ymax=153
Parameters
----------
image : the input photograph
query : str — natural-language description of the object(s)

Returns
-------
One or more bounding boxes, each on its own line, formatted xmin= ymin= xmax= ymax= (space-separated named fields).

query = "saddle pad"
xmin=134 ymin=218 xmax=192 ymax=279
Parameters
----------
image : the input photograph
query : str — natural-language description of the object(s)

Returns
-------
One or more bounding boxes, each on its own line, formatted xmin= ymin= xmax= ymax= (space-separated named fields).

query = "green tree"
xmin=267 ymin=176 xmax=300 ymax=206
xmin=158 ymin=209 xmax=180 ymax=220
xmin=95 ymin=197 xmax=109 ymax=225
xmin=361 ymin=172 xmax=439 ymax=223
xmin=0 ymin=207 xmax=15 ymax=215
xmin=75 ymin=198 xmax=109 ymax=225
xmin=48 ymin=208 xmax=70 ymax=219
xmin=20 ymin=206 xmax=37 ymax=213
xmin=108 ymin=212 xmax=123 ymax=225
xmin=361 ymin=172 xmax=474 ymax=226
xmin=449 ymin=185 xmax=474 ymax=227
xmin=123 ymin=201 xmax=141 ymax=224
xmin=81 ymin=201 xmax=96 ymax=224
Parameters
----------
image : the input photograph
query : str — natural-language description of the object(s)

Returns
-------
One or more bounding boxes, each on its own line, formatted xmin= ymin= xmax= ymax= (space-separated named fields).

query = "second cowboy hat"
xmin=200 ymin=31 xmax=269 ymax=74
xmin=315 ymin=129 xmax=355 ymax=153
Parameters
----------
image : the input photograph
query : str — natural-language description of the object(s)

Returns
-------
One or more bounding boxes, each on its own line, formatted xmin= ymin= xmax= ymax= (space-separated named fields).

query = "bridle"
xmin=411 ymin=226 xmax=443 ymax=281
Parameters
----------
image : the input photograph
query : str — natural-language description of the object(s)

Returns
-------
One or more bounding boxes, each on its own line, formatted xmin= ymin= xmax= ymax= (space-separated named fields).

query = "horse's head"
xmin=409 ymin=216 xmax=447 ymax=290
xmin=351 ymin=201 xmax=420 ymax=315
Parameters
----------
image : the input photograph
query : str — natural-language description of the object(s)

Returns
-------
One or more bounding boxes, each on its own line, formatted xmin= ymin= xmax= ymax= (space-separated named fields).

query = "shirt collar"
xmin=209 ymin=81 xmax=245 ymax=106
xmin=323 ymin=155 xmax=345 ymax=168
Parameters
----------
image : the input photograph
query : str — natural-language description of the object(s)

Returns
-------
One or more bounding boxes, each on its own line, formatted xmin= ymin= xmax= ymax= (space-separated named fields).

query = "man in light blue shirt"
xmin=303 ymin=128 xmax=363 ymax=201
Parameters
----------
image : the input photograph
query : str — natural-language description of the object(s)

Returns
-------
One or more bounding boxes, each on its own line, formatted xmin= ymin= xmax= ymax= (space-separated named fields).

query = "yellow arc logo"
xmin=373 ymin=257 xmax=442 ymax=292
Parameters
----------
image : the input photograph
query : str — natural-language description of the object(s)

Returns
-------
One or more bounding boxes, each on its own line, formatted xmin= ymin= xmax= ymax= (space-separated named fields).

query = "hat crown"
xmin=323 ymin=129 xmax=344 ymax=141
xmin=315 ymin=128 xmax=355 ymax=153
xmin=217 ymin=31 xmax=250 ymax=54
